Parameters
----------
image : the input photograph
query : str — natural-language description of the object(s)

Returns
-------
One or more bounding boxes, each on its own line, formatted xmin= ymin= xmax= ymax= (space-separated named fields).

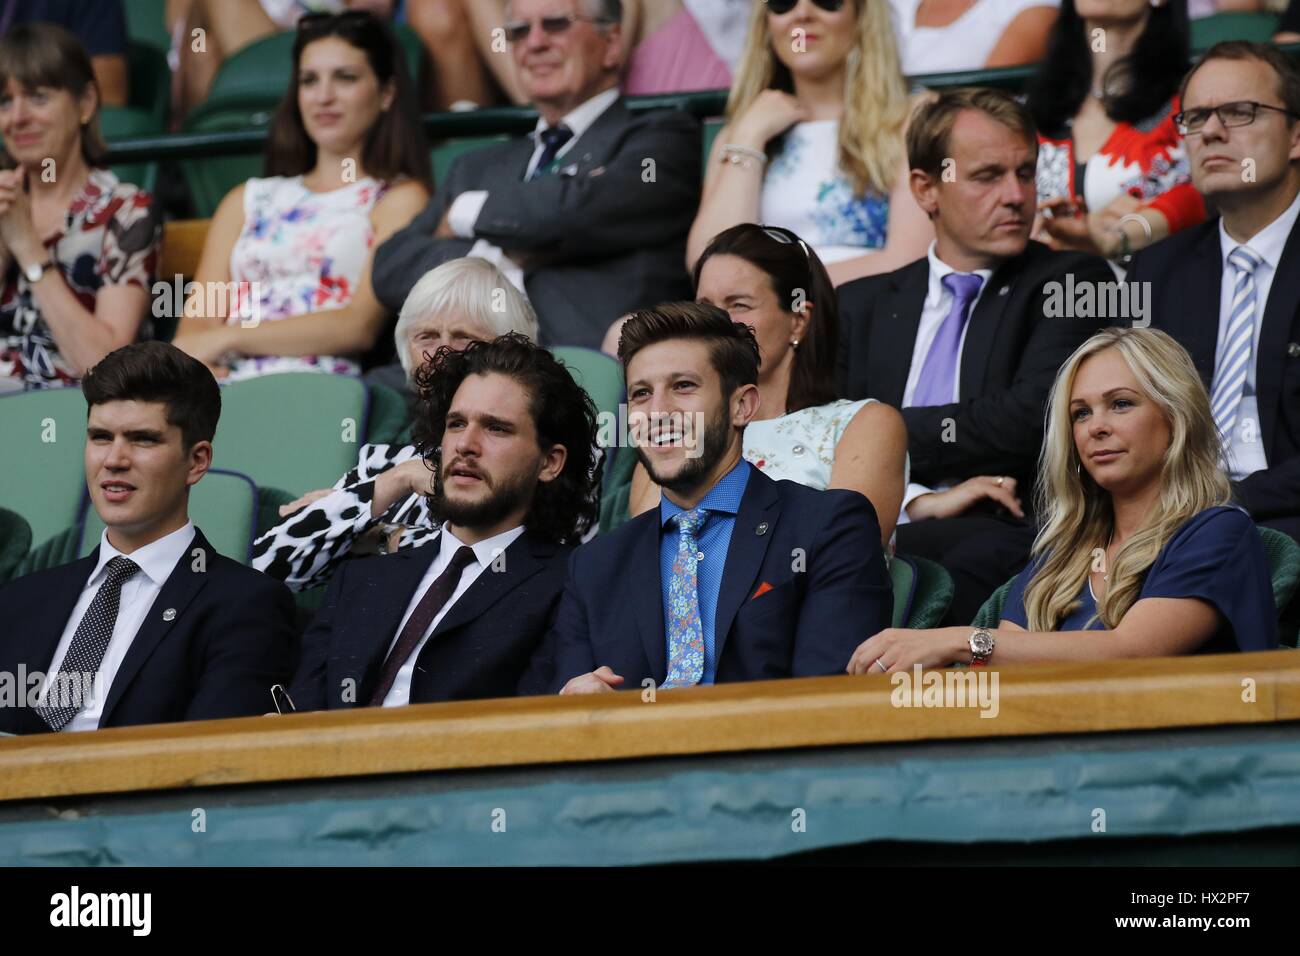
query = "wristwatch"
xmin=968 ymin=628 xmax=995 ymax=666
xmin=23 ymin=257 xmax=53 ymax=284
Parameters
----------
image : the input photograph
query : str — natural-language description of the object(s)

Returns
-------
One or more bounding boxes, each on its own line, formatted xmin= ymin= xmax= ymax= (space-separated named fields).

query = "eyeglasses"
xmin=297 ymin=9 xmax=375 ymax=31
xmin=764 ymin=0 xmax=846 ymax=14
xmin=502 ymin=14 xmax=612 ymax=43
xmin=1175 ymin=100 xmax=1299 ymax=135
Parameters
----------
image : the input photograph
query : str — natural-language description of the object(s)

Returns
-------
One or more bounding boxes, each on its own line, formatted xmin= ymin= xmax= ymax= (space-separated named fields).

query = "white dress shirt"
xmin=380 ymin=522 xmax=526 ymax=707
xmin=446 ymin=87 xmax=622 ymax=294
xmin=1215 ymin=188 xmax=1300 ymax=479
xmin=899 ymin=242 xmax=994 ymax=516
xmin=40 ymin=522 xmax=196 ymax=732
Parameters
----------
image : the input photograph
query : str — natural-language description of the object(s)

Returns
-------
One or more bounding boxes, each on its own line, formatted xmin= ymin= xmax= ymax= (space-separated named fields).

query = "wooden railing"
xmin=1 ymin=650 xmax=1297 ymax=802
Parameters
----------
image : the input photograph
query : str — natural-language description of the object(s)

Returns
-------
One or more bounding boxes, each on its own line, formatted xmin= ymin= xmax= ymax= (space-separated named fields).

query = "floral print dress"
xmin=224 ymin=175 xmax=388 ymax=381
xmin=0 ymin=168 xmax=160 ymax=390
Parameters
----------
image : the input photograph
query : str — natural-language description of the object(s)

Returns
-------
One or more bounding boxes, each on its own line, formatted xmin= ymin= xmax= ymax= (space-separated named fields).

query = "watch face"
xmin=971 ymin=630 xmax=994 ymax=656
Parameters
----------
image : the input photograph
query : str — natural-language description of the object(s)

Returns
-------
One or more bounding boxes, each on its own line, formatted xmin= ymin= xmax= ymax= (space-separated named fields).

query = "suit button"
xmin=1289 ymin=342 xmax=1300 ymax=358
xmin=756 ymin=522 xmax=769 ymax=536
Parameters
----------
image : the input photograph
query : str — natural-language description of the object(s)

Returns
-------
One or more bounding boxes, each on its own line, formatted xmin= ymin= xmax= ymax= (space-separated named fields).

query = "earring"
xmin=790 ymin=338 xmax=800 ymax=351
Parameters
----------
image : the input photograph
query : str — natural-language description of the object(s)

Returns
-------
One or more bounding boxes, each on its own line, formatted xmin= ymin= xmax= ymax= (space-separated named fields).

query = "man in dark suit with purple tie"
xmin=287 ymin=334 xmax=601 ymax=709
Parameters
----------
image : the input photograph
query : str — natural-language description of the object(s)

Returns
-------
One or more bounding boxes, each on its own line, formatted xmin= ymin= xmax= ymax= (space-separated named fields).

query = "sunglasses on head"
xmin=297 ymin=9 xmax=376 ymax=32
xmin=764 ymin=0 xmax=846 ymax=14
xmin=502 ymin=13 xmax=612 ymax=43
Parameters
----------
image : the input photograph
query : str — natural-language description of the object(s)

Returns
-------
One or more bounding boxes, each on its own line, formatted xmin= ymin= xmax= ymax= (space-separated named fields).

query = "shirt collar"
xmin=925 ymin=240 xmax=994 ymax=309
xmin=91 ymin=521 xmax=196 ymax=588
xmin=439 ymin=521 xmax=527 ymax=569
xmin=1217 ymin=186 xmax=1300 ymax=272
xmin=659 ymin=458 xmax=752 ymax=528
xmin=532 ymin=87 xmax=620 ymax=144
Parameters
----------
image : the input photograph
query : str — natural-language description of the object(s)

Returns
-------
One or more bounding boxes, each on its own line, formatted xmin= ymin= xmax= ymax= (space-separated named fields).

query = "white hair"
xmin=394 ymin=258 xmax=539 ymax=379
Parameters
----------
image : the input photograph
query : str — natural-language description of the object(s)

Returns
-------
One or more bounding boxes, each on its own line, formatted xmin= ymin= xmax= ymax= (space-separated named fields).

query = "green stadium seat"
xmin=100 ymin=105 xmax=162 ymax=192
xmin=0 ymin=387 xmax=89 ymax=551
xmin=79 ymin=468 xmax=260 ymax=564
xmin=1191 ymin=12 xmax=1280 ymax=50
xmin=971 ymin=575 xmax=1016 ymax=630
xmin=179 ymin=97 xmax=274 ymax=216
xmin=553 ymin=346 xmax=624 ymax=420
xmin=0 ymin=507 xmax=33 ymax=585
xmin=702 ymin=117 xmax=723 ymax=168
xmin=127 ymin=40 xmax=171 ymax=127
xmin=365 ymin=381 xmax=412 ymax=446
xmin=11 ymin=524 xmax=80 ymax=579
xmin=431 ymin=135 xmax=509 ymax=185
xmin=212 ymin=373 xmax=370 ymax=496
xmin=124 ymin=0 xmax=171 ymax=53
xmin=891 ymin=552 xmax=954 ymax=628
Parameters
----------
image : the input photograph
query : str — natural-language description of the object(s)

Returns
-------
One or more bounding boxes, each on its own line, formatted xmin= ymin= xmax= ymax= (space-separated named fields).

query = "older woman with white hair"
xmin=252 ymin=257 xmax=538 ymax=591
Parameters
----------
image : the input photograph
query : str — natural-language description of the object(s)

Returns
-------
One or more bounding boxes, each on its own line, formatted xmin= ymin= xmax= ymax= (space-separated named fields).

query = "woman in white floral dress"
xmin=628 ymin=223 xmax=908 ymax=553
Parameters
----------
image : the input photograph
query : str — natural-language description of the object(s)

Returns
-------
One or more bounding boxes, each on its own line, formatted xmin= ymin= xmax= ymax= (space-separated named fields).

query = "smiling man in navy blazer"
xmin=287 ymin=334 xmax=600 ymax=709
xmin=0 ymin=343 xmax=295 ymax=735
xmin=552 ymin=303 xmax=892 ymax=695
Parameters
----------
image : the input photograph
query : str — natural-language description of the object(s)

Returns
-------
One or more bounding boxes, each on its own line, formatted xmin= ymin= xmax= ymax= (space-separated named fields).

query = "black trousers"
xmin=896 ymin=514 xmax=1038 ymax=627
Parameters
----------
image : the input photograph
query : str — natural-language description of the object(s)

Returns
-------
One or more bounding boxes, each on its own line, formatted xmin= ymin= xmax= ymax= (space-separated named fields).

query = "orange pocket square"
xmin=751 ymin=581 xmax=775 ymax=600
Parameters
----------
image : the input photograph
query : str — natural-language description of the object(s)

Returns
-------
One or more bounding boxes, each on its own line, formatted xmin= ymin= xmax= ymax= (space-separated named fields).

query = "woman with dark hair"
xmin=173 ymin=11 xmax=430 ymax=380
xmin=626 ymin=223 xmax=908 ymax=550
xmin=0 ymin=23 xmax=161 ymax=392
xmin=1026 ymin=0 xmax=1205 ymax=261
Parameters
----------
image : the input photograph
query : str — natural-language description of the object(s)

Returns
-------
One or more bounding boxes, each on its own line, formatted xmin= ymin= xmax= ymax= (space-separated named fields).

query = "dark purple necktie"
xmin=368 ymin=545 xmax=476 ymax=706
xmin=912 ymin=272 xmax=984 ymax=408
xmin=530 ymin=125 xmax=573 ymax=180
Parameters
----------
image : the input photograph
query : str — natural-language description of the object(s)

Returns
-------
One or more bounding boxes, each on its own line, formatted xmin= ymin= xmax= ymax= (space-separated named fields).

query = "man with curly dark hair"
xmin=288 ymin=333 xmax=600 ymax=709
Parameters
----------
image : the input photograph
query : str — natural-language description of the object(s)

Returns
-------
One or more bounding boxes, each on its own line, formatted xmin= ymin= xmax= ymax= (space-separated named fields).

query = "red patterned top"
xmin=0 ymin=168 xmax=161 ymax=390
xmin=1035 ymin=97 xmax=1206 ymax=237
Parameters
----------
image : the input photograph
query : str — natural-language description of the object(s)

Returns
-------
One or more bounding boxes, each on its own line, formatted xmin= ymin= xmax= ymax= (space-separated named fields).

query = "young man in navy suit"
xmin=287 ymin=334 xmax=600 ymax=709
xmin=0 ymin=342 xmax=296 ymax=734
xmin=552 ymin=303 xmax=892 ymax=695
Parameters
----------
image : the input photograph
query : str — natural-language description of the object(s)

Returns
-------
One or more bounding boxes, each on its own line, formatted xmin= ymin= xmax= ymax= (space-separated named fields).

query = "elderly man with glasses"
xmin=1128 ymin=41 xmax=1300 ymax=552
xmin=371 ymin=0 xmax=700 ymax=350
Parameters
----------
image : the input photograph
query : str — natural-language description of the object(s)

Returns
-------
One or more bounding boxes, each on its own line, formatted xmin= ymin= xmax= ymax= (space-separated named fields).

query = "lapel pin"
xmin=162 ymin=608 xmax=177 ymax=622
xmin=998 ymin=285 xmax=1010 ymax=296
xmin=1288 ymin=343 xmax=1300 ymax=358
xmin=756 ymin=522 xmax=769 ymax=536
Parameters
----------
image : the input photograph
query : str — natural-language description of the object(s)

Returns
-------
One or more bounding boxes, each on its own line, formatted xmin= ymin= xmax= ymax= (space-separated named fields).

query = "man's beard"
xmin=435 ymin=459 xmax=537 ymax=531
xmin=635 ymin=405 xmax=733 ymax=497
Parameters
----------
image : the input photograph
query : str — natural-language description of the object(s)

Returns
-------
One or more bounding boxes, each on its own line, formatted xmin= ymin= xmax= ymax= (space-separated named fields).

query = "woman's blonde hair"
xmin=1024 ymin=327 xmax=1231 ymax=631
xmin=727 ymin=0 xmax=908 ymax=197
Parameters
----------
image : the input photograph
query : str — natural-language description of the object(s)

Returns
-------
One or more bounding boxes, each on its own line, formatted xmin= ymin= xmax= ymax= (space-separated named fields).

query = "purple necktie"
xmin=912 ymin=272 xmax=984 ymax=408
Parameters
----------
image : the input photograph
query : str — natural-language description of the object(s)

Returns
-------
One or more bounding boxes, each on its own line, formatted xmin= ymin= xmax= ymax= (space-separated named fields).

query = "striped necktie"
xmin=662 ymin=508 xmax=707 ymax=689
xmin=1211 ymin=245 xmax=1264 ymax=445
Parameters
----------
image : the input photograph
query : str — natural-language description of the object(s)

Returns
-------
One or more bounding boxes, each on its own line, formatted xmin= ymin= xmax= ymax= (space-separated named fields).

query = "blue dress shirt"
xmin=658 ymin=459 xmax=752 ymax=685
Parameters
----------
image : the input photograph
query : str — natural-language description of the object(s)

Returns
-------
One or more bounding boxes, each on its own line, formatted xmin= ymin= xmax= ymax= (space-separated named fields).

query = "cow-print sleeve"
xmin=252 ymin=443 xmax=433 ymax=591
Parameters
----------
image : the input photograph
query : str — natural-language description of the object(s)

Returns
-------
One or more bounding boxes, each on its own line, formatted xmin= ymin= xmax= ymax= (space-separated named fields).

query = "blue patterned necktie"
xmin=662 ymin=508 xmax=708 ymax=689
xmin=529 ymin=125 xmax=573 ymax=181
xmin=912 ymin=272 xmax=984 ymax=407
xmin=1211 ymin=245 xmax=1263 ymax=445
xmin=36 ymin=556 xmax=139 ymax=731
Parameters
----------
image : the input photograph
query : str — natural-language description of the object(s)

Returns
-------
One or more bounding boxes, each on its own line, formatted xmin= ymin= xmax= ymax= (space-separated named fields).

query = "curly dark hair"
xmin=411 ymin=333 xmax=600 ymax=545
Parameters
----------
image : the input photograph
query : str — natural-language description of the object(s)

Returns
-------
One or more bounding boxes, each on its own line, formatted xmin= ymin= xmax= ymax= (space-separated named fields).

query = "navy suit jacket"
xmin=289 ymin=529 xmax=570 ymax=709
xmin=548 ymin=467 xmax=893 ymax=691
xmin=1128 ymin=216 xmax=1300 ymax=524
xmin=0 ymin=529 xmax=295 ymax=734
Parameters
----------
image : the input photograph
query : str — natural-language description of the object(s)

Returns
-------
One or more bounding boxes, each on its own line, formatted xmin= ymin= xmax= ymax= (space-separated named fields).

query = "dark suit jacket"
xmin=837 ymin=242 xmax=1116 ymax=490
xmin=289 ymin=530 xmax=570 ymax=709
xmin=0 ymin=529 xmax=295 ymax=734
xmin=1128 ymin=217 xmax=1300 ymax=522
xmin=548 ymin=466 xmax=893 ymax=691
xmin=372 ymin=97 xmax=700 ymax=349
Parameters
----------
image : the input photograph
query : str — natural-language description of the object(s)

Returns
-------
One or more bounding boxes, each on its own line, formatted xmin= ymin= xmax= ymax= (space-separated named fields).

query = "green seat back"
xmin=0 ymin=388 xmax=89 ymax=550
xmin=79 ymin=469 xmax=259 ymax=564
xmin=0 ymin=507 xmax=33 ymax=585
xmin=100 ymin=105 xmax=162 ymax=192
xmin=553 ymin=346 xmax=624 ymax=420
xmin=365 ymin=381 xmax=412 ymax=447
xmin=124 ymin=0 xmax=170 ymax=52
xmin=1191 ymin=12 xmax=1279 ymax=50
xmin=891 ymin=552 xmax=954 ymax=629
xmin=206 ymin=25 xmax=423 ymax=106
xmin=212 ymin=373 xmax=369 ymax=497
xmin=702 ymin=117 xmax=723 ymax=169
xmin=972 ymin=575 xmax=1017 ymax=629
xmin=179 ymin=98 xmax=274 ymax=216
xmin=432 ymin=135 xmax=509 ymax=185
xmin=1259 ymin=526 xmax=1300 ymax=648
xmin=127 ymin=39 xmax=171 ymax=126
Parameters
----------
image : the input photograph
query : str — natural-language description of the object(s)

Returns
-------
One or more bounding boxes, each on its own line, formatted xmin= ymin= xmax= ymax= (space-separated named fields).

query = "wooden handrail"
xmin=1 ymin=651 xmax=1296 ymax=802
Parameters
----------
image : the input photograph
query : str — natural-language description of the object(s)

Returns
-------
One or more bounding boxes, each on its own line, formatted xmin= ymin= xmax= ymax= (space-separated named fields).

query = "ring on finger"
xmin=874 ymin=658 xmax=888 ymax=673
xmin=995 ymin=476 xmax=1005 ymax=487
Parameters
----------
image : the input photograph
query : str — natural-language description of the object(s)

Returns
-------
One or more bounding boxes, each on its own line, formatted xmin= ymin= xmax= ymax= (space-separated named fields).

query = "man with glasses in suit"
xmin=372 ymin=0 xmax=700 ymax=350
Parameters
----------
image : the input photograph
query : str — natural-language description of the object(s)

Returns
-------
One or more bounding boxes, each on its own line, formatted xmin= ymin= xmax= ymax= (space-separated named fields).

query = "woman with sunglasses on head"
xmin=847 ymin=327 xmax=1279 ymax=674
xmin=624 ymin=223 xmax=909 ymax=552
xmin=686 ymin=0 xmax=935 ymax=288
xmin=1028 ymin=0 xmax=1205 ymax=263
xmin=172 ymin=11 xmax=431 ymax=381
